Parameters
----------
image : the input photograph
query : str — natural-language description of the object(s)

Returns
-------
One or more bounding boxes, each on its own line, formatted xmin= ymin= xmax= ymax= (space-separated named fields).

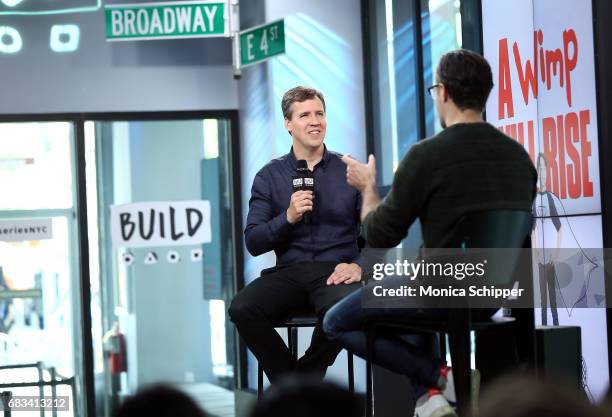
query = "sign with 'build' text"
xmin=105 ymin=0 xmax=227 ymax=41
xmin=110 ymin=201 xmax=211 ymax=248
xmin=482 ymin=0 xmax=600 ymax=215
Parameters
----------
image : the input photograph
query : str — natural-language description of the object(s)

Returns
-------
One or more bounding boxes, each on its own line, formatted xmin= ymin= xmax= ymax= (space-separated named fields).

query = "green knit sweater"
xmin=363 ymin=122 xmax=537 ymax=248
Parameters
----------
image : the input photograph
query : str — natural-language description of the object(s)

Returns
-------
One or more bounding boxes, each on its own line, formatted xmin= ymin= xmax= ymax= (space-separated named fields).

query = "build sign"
xmin=110 ymin=201 xmax=212 ymax=248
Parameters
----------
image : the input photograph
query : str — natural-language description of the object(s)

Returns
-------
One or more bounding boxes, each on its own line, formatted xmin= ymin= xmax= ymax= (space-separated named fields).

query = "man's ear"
xmin=441 ymin=84 xmax=450 ymax=102
xmin=284 ymin=118 xmax=292 ymax=136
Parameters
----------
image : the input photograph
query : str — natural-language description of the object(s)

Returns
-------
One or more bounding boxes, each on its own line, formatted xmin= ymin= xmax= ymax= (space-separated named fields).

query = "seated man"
xmin=323 ymin=50 xmax=537 ymax=417
xmin=229 ymin=86 xmax=363 ymax=383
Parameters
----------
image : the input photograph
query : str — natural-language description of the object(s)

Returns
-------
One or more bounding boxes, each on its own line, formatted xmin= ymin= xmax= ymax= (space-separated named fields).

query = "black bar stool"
xmin=257 ymin=312 xmax=355 ymax=398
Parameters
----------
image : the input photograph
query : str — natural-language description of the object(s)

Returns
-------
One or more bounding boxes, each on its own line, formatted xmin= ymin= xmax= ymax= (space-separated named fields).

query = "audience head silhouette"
xmin=477 ymin=375 xmax=603 ymax=417
xmin=250 ymin=376 xmax=360 ymax=417
xmin=114 ymin=384 xmax=209 ymax=417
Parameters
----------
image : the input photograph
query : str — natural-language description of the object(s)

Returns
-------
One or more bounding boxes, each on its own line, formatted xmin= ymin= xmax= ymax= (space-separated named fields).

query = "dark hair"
xmin=250 ymin=377 xmax=360 ymax=417
xmin=281 ymin=86 xmax=326 ymax=119
xmin=478 ymin=374 xmax=604 ymax=417
xmin=436 ymin=49 xmax=494 ymax=111
xmin=114 ymin=384 xmax=209 ymax=417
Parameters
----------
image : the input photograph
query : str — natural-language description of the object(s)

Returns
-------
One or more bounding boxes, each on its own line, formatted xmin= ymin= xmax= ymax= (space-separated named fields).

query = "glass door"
xmin=0 ymin=121 xmax=84 ymax=417
xmin=85 ymin=116 xmax=239 ymax=417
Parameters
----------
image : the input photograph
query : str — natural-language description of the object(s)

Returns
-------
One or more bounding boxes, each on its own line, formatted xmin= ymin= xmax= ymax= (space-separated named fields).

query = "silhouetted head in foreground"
xmin=250 ymin=376 xmax=360 ymax=417
xmin=477 ymin=374 xmax=604 ymax=417
xmin=114 ymin=384 xmax=208 ymax=417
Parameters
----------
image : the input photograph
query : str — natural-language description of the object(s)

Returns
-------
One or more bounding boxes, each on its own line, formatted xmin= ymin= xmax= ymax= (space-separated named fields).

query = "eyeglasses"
xmin=427 ymin=84 xmax=441 ymax=99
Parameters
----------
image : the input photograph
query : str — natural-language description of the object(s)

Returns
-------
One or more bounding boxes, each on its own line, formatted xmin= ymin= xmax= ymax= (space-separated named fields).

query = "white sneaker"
xmin=441 ymin=367 xmax=456 ymax=404
xmin=441 ymin=368 xmax=481 ymax=408
xmin=414 ymin=391 xmax=457 ymax=417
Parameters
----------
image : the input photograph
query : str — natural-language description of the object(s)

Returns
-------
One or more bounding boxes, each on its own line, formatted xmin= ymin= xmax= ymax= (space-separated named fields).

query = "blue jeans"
xmin=322 ymin=285 xmax=446 ymax=398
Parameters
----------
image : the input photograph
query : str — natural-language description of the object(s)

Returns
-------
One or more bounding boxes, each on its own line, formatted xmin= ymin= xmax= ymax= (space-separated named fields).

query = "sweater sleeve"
xmin=362 ymin=144 xmax=427 ymax=248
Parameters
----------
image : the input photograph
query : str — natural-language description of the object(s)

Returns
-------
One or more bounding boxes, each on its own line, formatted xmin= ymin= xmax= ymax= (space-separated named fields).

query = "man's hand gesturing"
xmin=286 ymin=190 xmax=313 ymax=224
xmin=341 ymin=154 xmax=377 ymax=193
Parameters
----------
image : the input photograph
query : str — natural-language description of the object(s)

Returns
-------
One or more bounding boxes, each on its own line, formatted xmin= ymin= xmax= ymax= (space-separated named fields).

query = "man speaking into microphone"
xmin=229 ymin=86 xmax=362 ymax=383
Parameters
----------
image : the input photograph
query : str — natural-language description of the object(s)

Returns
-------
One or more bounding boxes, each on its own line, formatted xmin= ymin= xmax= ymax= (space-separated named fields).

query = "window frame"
xmin=0 ymin=110 xmax=244 ymax=415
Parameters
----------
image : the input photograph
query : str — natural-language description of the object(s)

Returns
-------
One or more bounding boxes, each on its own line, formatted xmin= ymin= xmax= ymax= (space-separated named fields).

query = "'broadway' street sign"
xmin=105 ymin=0 xmax=228 ymax=41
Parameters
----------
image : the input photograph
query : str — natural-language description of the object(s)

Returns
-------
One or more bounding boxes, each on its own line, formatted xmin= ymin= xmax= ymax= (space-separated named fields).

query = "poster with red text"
xmin=483 ymin=0 xmax=608 ymax=401
xmin=483 ymin=0 xmax=601 ymax=216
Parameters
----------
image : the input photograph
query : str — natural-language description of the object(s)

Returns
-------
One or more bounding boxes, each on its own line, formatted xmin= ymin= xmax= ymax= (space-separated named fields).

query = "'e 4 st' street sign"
xmin=240 ymin=19 xmax=285 ymax=67
xmin=105 ymin=0 xmax=227 ymax=41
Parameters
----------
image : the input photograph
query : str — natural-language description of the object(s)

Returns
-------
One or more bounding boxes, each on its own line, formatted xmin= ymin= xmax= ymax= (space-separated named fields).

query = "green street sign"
xmin=105 ymin=0 xmax=227 ymax=41
xmin=240 ymin=19 xmax=285 ymax=67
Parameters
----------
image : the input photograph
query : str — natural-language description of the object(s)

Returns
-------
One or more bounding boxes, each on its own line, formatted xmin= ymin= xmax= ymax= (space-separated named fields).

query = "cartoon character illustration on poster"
xmin=532 ymin=152 xmax=603 ymax=326
xmin=533 ymin=152 xmax=562 ymax=325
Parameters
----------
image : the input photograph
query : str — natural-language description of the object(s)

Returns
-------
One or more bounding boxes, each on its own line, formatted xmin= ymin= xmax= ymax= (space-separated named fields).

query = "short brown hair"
xmin=436 ymin=49 xmax=493 ymax=111
xmin=281 ymin=86 xmax=326 ymax=119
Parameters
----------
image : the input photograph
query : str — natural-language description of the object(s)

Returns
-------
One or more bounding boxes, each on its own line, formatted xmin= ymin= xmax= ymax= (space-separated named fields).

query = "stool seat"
xmin=366 ymin=315 xmax=516 ymax=333
xmin=271 ymin=314 xmax=319 ymax=328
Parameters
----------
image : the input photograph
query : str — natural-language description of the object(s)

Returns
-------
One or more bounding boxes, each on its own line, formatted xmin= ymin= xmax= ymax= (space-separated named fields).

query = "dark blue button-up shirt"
xmin=245 ymin=147 xmax=362 ymax=266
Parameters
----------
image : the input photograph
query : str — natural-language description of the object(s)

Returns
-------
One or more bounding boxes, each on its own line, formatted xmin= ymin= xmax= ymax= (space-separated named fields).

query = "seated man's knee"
xmin=228 ymin=296 xmax=255 ymax=324
xmin=322 ymin=310 xmax=341 ymax=341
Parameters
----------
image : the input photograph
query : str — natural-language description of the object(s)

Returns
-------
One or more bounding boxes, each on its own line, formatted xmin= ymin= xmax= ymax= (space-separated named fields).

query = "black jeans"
xmin=228 ymin=262 xmax=360 ymax=383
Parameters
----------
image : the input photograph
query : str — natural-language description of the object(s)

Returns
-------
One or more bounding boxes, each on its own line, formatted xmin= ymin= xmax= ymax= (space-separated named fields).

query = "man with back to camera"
xmin=229 ymin=86 xmax=363 ymax=383
xmin=323 ymin=50 xmax=537 ymax=417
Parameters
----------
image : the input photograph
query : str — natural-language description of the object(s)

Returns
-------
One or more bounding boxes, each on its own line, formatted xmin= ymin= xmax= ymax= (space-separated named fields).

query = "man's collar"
xmin=288 ymin=145 xmax=329 ymax=169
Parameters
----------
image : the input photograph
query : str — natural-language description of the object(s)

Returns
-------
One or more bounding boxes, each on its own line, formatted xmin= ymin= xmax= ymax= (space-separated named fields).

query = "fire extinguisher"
xmin=108 ymin=322 xmax=127 ymax=375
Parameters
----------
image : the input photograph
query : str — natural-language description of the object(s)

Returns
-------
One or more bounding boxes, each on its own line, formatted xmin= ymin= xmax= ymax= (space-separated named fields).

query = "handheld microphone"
xmin=294 ymin=160 xmax=314 ymax=224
